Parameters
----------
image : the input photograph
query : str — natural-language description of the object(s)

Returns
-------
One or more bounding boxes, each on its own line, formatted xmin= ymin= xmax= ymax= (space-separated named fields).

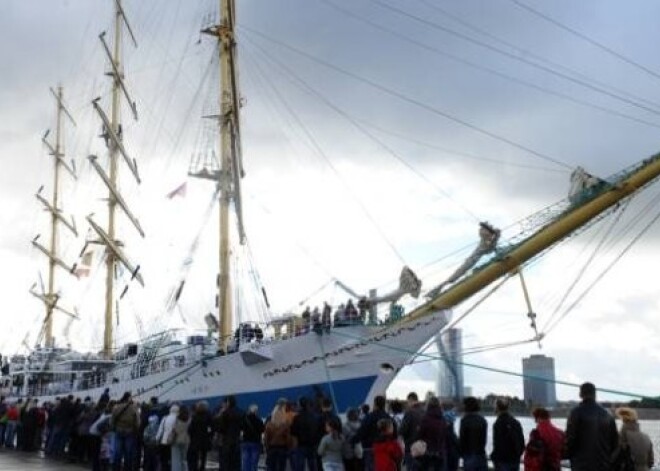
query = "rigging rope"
xmin=328 ymin=328 xmax=658 ymax=400
xmin=319 ymin=0 xmax=660 ymax=132
xmin=416 ymin=0 xmax=660 ymax=114
xmin=243 ymin=36 xmax=482 ymax=222
xmin=368 ymin=0 xmax=660 ymax=119
xmin=544 ymin=191 xmax=660 ymax=335
xmin=241 ymin=38 xmax=408 ymax=265
xmin=509 ymin=0 xmax=660 ymax=85
xmin=239 ymin=25 xmax=573 ymax=171
xmin=541 ymin=201 xmax=630 ymax=332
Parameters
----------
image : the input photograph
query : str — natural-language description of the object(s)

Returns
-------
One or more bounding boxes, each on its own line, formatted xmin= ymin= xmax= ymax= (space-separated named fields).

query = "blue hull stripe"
xmin=187 ymin=375 xmax=378 ymax=414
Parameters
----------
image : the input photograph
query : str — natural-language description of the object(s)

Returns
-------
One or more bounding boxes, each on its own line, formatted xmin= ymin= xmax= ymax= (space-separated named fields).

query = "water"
xmin=455 ymin=416 xmax=660 ymax=469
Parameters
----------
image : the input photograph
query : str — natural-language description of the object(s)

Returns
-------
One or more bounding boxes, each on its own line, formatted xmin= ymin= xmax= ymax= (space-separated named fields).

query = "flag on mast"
xmin=166 ymin=181 xmax=187 ymax=199
xmin=75 ymin=250 xmax=94 ymax=277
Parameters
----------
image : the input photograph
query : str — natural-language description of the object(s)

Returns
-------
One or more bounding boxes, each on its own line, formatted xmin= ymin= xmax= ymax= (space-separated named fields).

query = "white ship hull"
xmin=30 ymin=311 xmax=448 ymax=411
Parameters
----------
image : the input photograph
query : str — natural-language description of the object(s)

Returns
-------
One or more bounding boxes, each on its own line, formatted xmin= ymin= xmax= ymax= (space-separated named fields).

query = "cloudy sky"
xmin=2 ymin=0 xmax=660 ymax=402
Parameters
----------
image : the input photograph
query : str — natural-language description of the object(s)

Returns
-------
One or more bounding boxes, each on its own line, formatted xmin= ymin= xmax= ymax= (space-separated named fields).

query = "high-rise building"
xmin=522 ymin=354 xmax=557 ymax=407
xmin=436 ymin=328 xmax=464 ymax=400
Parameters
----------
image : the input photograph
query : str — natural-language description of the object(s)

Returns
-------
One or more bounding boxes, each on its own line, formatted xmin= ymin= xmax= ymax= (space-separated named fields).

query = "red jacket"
xmin=373 ymin=435 xmax=403 ymax=471
xmin=6 ymin=406 xmax=19 ymax=421
xmin=524 ymin=420 xmax=565 ymax=471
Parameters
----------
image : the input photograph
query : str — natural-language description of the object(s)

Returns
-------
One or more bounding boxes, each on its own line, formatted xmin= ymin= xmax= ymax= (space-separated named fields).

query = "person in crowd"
xmin=342 ymin=408 xmax=363 ymax=471
xmin=357 ymin=298 xmax=369 ymax=324
xmin=317 ymin=417 xmax=345 ymax=471
xmin=5 ymin=400 xmax=19 ymax=448
xmin=143 ymin=414 xmax=162 ymax=471
xmin=345 ymin=300 xmax=358 ymax=324
xmin=188 ymin=400 xmax=213 ymax=471
xmin=321 ymin=304 xmax=332 ymax=331
xmin=372 ymin=418 xmax=403 ymax=471
xmin=614 ymin=407 xmax=654 ymax=471
xmin=442 ymin=402 xmax=460 ymax=471
xmin=111 ymin=391 xmax=140 ymax=471
xmin=264 ymin=402 xmax=291 ymax=471
xmin=334 ymin=304 xmax=347 ymax=327
xmin=99 ymin=388 xmax=111 ymax=407
xmin=317 ymin=398 xmax=340 ymax=462
xmin=157 ymin=404 xmax=181 ymax=471
xmin=491 ymin=397 xmax=525 ymax=471
xmin=0 ymin=396 xmax=7 ymax=447
xmin=241 ymin=404 xmax=265 ymax=471
xmin=67 ymin=397 xmax=84 ymax=461
xmin=565 ymin=382 xmax=618 ymax=471
xmin=34 ymin=399 xmax=47 ymax=451
xmin=400 ymin=392 xmax=425 ymax=471
xmin=312 ymin=308 xmax=322 ymax=333
xmin=171 ymin=405 xmax=191 ymax=471
xmin=302 ymin=306 xmax=312 ymax=332
xmin=290 ymin=396 xmax=319 ymax=471
xmin=215 ymin=395 xmax=244 ymax=471
xmin=74 ymin=397 xmax=97 ymax=461
xmin=459 ymin=396 xmax=488 ymax=471
xmin=16 ymin=397 xmax=27 ymax=450
xmin=414 ymin=396 xmax=446 ymax=471
xmin=89 ymin=401 xmax=115 ymax=471
xmin=523 ymin=407 xmax=564 ymax=471
xmin=359 ymin=404 xmax=370 ymax=420
xmin=20 ymin=399 xmax=40 ymax=452
xmin=389 ymin=400 xmax=404 ymax=430
xmin=138 ymin=397 xmax=160 ymax=471
xmin=352 ymin=395 xmax=395 ymax=471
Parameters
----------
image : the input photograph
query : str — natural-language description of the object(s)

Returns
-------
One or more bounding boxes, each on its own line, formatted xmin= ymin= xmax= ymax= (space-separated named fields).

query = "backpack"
xmin=143 ymin=418 xmax=160 ymax=446
xmin=96 ymin=416 xmax=112 ymax=435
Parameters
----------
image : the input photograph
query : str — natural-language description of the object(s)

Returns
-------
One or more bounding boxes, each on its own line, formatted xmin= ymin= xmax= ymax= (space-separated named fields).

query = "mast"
xmin=192 ymin=0 xmax=246 ymax=351
xmin=47 ymin=87 xmax=64 ymax=347
xmin=104 ymin=0 xmax=122 ymax=361
xmin=88 ymin=0 xmax=142 ymax=359
xmin=33 ymin=86 xmax=78 ymax=348
xmin=407 ymin=152 xmax=660 ymax=322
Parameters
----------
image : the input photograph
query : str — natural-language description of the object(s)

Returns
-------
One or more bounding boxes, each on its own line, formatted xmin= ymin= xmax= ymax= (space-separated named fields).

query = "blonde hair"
xmin=270 ymin=404 xmax=288 ymax=426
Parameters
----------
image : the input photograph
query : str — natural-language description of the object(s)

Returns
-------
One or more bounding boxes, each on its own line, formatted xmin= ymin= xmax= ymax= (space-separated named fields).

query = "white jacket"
xmin=156 ymin=413 xmax=178 ymax=445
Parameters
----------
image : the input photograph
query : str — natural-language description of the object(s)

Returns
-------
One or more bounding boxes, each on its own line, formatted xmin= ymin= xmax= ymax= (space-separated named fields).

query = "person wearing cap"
xmin=565 ymin=382 xmax=618 ymax=471
xmin=614 ymin=407 xmax=654 ymax=471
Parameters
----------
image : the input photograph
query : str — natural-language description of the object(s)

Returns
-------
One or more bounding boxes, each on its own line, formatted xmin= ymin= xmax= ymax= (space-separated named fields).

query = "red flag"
xmin=166 ymin=182 xmax=187 ymax=199
xmin=75 ymin=251 xmax=93 ymax=277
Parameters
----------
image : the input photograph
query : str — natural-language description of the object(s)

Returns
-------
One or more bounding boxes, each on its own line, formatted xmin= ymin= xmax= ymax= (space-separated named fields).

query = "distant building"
xmin=436 ymin=328 xmax=464 ymax=401
xmin=522 ymin=354 xmax=557 ymax=407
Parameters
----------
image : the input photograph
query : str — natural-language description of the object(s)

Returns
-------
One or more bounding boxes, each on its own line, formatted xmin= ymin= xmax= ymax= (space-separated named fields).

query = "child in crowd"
xmin=373 ymin=418 xmax=403 ymax=471
xmin=317 ymin=417 xmax=345 ymax=471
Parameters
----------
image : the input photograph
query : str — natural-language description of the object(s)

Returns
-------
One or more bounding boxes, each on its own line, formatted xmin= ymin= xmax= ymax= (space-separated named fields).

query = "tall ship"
xmin=3 ymin=0 xmax=660 ymax=412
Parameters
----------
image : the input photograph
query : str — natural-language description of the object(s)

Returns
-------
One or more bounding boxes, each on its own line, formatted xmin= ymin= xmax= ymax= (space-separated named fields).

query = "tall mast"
xmin=47 ymin=86 xmax=64 ymax=347
xmin=88 ymin=0 xmax=142 ymax=359
xmin=408 ymin=152 xmax=660 ymax=322
xmin=33 ymin=86 xmax=78 ymax=348
xmin=192 ymin=0 xmax=246 ymax=351
xmin=104 ymin=0 xmax=122 ymax=361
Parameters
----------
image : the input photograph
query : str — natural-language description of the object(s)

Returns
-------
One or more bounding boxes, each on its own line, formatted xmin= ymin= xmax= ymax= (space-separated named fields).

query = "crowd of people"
xmin=0 ymin=381 xmax=654 ymax=471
